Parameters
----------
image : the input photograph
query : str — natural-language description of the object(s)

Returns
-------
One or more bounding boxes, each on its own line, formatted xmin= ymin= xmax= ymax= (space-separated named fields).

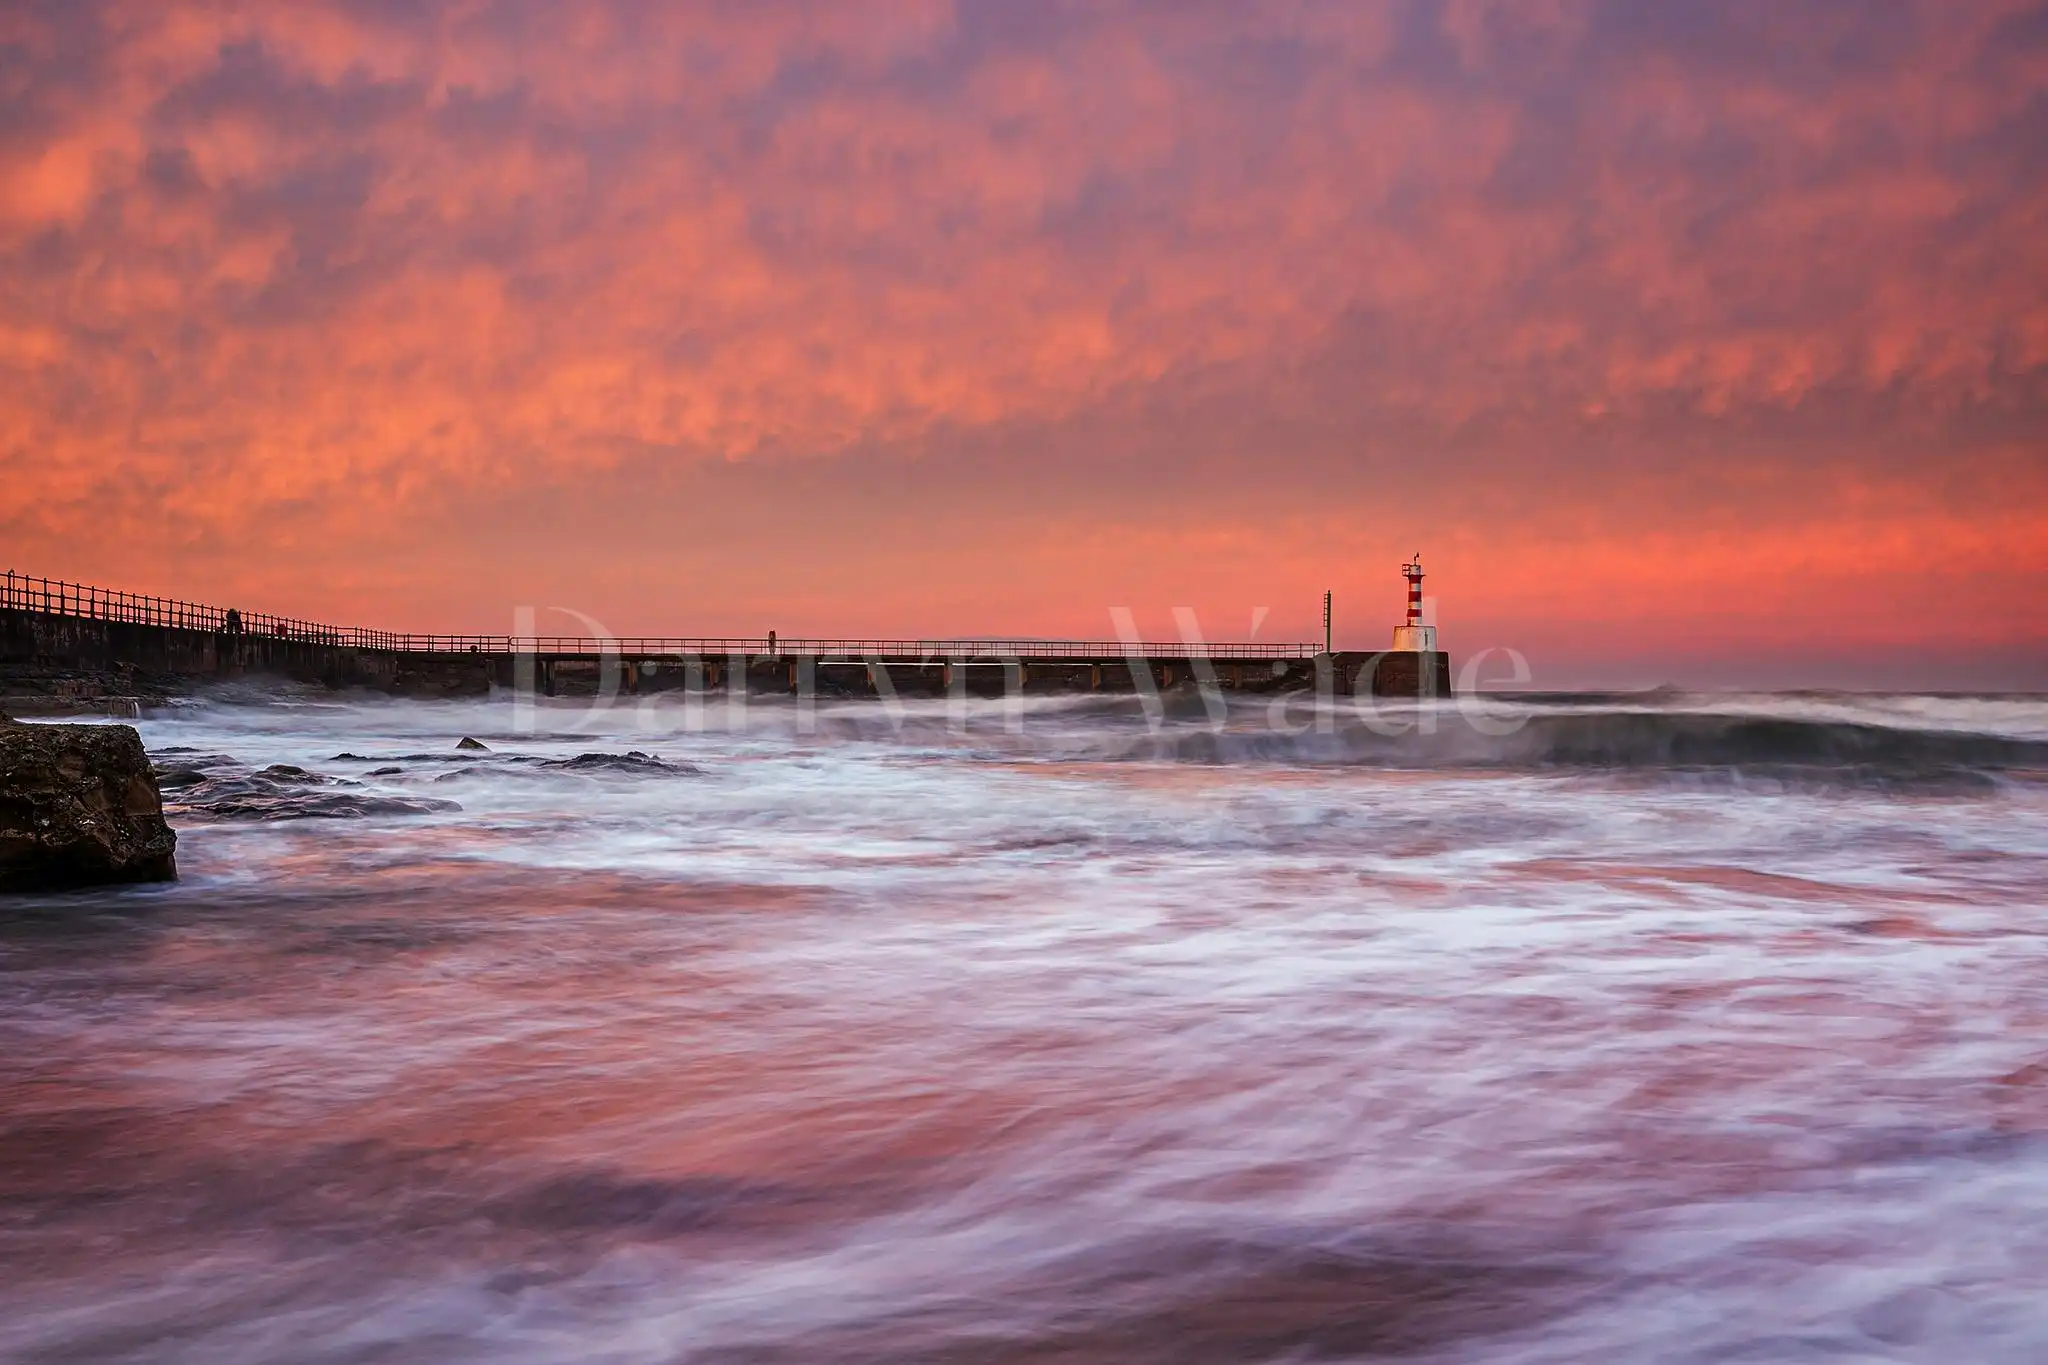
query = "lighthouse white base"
xmin=1391 ymin=625 xmax=1437 ymax=651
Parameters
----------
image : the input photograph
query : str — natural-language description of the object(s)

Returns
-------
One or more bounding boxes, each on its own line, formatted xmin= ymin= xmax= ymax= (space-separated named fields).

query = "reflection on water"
xmin=3 ymin=690 xmax=2047 ymax=1362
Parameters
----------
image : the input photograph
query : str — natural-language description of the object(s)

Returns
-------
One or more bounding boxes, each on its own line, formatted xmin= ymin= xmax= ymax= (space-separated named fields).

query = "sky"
xmin=2 ymin=0 xmax=2045 ymax=688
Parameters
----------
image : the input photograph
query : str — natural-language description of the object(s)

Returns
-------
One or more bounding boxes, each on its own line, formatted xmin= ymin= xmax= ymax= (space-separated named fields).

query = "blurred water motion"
xmin=3 ymin=690 xmax=2046 ymax=1362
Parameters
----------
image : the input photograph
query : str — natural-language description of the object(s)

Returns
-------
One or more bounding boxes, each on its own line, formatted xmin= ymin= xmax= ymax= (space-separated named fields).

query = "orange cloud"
xmin=1 ymin=1 xmax=2043 ymax=684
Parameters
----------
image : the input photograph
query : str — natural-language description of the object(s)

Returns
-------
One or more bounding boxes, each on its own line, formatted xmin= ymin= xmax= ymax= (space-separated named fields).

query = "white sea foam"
xmin=2 ymin=691 xmax=2045 ymax=1362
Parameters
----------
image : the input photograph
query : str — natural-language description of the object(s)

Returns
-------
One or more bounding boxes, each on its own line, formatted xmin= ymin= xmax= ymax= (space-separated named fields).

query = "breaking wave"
xmin=1111 ymin=708 xmax=2048 ymax=784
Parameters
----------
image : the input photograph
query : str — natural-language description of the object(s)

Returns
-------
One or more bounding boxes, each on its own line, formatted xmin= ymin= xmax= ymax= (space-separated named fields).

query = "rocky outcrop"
xmin=0 ymin=657 xmax=171 ymax=715
xmin=0 ymin=722 xmax=177 ymax=892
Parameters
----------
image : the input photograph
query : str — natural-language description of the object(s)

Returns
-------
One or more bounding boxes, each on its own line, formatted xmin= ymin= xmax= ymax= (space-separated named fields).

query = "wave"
xmin=145 ymin=694 xmax=2048 ymax=793
xmin=1113 ymin=709 xmax=2048 ymax=785
xmin=1497 ymin=712 xmax=2047 ymax=771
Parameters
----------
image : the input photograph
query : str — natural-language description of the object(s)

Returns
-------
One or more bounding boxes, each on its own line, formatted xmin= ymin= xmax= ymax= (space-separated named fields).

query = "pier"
xmin=2 ymin=571 xmax=1452 ymax=706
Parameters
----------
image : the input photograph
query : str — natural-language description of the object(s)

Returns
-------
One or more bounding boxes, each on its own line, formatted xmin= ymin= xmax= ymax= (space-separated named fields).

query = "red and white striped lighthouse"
xmin=1392 ymin=554 xmax=1437 ymax=652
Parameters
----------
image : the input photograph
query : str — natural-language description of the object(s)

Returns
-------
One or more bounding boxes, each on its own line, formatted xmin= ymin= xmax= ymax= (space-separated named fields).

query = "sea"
xmin=3 ymin=687 xmax=2046 ymax=1363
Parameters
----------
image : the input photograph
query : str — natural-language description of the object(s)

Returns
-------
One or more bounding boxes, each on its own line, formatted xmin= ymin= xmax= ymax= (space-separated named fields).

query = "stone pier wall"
xmin=5 ymin=607 xmax=1453 ymax=702
xmin=3 ymin=606 xmax=387 ymax=690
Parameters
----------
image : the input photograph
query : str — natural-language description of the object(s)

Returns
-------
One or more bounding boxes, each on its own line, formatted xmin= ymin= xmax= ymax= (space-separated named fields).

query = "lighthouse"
xmin=1364 ymin=552 xmax=1452 ymax=697
xmin=1390 ymin=554 xmax=1436 ymax=652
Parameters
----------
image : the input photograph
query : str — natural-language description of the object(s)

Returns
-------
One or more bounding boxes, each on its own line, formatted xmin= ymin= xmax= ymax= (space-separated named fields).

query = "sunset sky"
xmin=3 ymin=1 xmax=2044 ymax=687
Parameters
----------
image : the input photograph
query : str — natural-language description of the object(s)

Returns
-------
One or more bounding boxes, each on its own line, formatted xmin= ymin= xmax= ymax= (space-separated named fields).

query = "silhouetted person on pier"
xmin=224 ymin=608 xmax=243 ymax=635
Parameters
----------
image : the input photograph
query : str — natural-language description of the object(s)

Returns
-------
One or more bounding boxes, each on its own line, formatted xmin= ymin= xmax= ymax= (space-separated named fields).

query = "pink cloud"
xmin=1 ymin=1 xmax=2042 ymax=682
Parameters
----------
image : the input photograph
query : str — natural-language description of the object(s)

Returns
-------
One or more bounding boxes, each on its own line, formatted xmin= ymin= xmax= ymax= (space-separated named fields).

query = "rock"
xmin=544 ymin=751 xmax=701 ymax=775
xmin=0 ymin=661 xmax=173 ymax=713
xmin=0 ymin=723 xmax=177 ymax=892
xmin=455 ymin=736 xmax=490 ymax=751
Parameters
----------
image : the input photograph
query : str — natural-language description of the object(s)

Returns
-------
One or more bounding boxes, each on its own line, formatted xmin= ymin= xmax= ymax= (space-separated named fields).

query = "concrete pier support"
xmin=1368 ymin=650 xmax=1453 ymax=699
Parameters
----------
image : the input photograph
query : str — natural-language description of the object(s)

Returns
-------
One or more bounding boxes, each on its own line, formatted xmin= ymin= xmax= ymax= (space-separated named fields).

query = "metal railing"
xmin=341 ymin=635 xmax=1318 ymax=660
xmin=3 ymin=570 xmax=349 ymax=644
xmin=3 ymin=570 xmax=1322 ymax=660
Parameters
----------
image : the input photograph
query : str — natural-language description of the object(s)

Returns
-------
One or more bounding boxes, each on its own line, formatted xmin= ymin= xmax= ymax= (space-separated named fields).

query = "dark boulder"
xmin=455 ymin=736 xmax=490 ymax=751
xmin=544 ymin=751 xmax=701 ymax=775
xmin=0 ymin=723 xmax=178 ymax=892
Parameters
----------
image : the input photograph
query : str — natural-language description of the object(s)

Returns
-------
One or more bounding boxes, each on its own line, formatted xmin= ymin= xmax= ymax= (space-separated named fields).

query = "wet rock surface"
xmin=0 ymin=722 xmax=177 ymax=892
xmin=0 ymin=660 xmax=177 ymax=716
xmin=544 ymin=750 xmax=701 ymax=774
xmin=153 ymin=755 xmax=462 ymax=821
